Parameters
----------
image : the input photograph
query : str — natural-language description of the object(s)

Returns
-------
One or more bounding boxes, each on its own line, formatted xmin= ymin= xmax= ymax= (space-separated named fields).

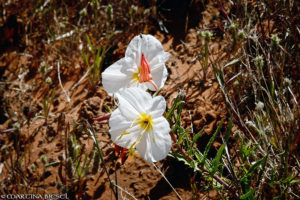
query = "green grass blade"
xmin=86 ymin=34 xmax=94 ymax=55
xmin=177 ymin=130 xmax=191 ymax=145
xmin=192 ymin=127 xmax=205 ymax=146
xmin=166 ymin=94 xmax=181 ymax=120
xmin=210 ymin=144 xmax=225 ymax=176
xmin=240 ymin=188 xmax=255 ymax=200
xmin=240 ymin=156 xmax=266 ymax=182
xmin=45 ymin=161 xmax=60 ymax=168
xmin=224 ymin=118 xmax=232 ymax=143
xmin=201 ymin=120 xmax=223 ymax=164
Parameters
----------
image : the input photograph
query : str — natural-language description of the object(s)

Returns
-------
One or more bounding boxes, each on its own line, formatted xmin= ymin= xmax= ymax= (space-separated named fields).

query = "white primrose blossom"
xmin=102 ymin=34 xmax=169 ymax=95
xmin=109 ymin=87 xmax=171 ymax=163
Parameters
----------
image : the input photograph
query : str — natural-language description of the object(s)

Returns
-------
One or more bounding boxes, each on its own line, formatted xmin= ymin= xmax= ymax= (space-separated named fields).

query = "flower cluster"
xmin=102 ymin=34 xmax=171 ymax=163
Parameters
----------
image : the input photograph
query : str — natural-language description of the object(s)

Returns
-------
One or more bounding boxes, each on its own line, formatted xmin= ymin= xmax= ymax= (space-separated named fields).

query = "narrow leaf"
xmin=224 ymin=118 xmax=232 ymax=143
xmin=201 ymin=120 xmax=223 ymax=164
xmin=166 ymin=94 xmax=181 ymax=120
xmin=240 ymin=189 xmax=255 ymax=200
xmin=86 ymin=34 xmax=94 ymax=55
xmin=192 ymin=127 xmax=205 ymax=145
xmin=177 ymin=130 xmax=191 ymax=145
xmin=210 ymin=144 xmax=225 ymax=175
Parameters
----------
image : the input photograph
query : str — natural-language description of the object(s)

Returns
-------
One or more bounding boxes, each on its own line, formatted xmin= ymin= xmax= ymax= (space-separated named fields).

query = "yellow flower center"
xmin=137 ymin=113 xmax=154 ymax=132
xmin=132 ymin=67 xmax=141 ymax=82
xmin=118 ymin=113 xmax=156 ymax=154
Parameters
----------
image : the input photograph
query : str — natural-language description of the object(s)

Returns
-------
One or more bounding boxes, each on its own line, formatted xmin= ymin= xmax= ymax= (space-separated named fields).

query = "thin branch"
xmin=111 ymin=182 xmax=138 ymax=200
xmin=153 ymin=163 xmax=183 ymax=200
xmin=57 ymin=62 xmax=71 ymax=102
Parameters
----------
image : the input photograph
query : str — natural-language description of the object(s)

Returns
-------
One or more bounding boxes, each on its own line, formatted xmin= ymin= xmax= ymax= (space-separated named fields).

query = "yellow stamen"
xmin=118 ymin=130 xmax=130 ymax=140
xmin=132 ymin=67 xmax=141 ymax=82
xmin=137 ymin=113 xmax=154 ymax=132
xmin=121 ymin=113 xmax=155 ymax=156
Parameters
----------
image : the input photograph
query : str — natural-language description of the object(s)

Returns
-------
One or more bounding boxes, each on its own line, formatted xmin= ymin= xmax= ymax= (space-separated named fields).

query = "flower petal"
xmin=117 ymin=87 xmax=152 ymax=114
xmin=125 ymin=34 xmax=167 ymax=67
xmin=144 ymin=62 xmax=168 ymax=91
xmin=149 ymin=52 xmax=170 ymax=68
xmin=125 ymin=35 xmax=143 ymax=66
xmin=112 ymin=124 xmax=142 ymax=149
xmin=109 ymin=108 xmax=143 ymax=150
xmin=150 ymin=96 xmax=166 ymax=118
xmin=102 ymin=57 xmax=137 ymax=95
xmin=109 ymin=109 xmax=132 ymax=134
xmin=140 ymin=35 xmax=166 ymax=62
xmin=116 ymin=93 xmax=139 ymax=120
xmin=136 ymin=116 xmax=171 ymax=162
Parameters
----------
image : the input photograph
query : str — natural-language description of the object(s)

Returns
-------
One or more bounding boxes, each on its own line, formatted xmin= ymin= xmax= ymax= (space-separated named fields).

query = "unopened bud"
xmin=80 ymin=8 xmax=87 ymax=16
xmin=45 ymin=77 xmax=52 ymax=84
xmin=254 ymin=55 xmax=264 ymax=68
xmin=283 ymin=77 xmax=291 ymax=87
xmin=233 ymin=80 xmax=239 ymax=87
xmin=198 ymin=30 xmax=213 ymax=42
xmin=106 ymin=4 xmax=113 ymax=21
xmin=41 ymin=155 xmax=47 ymax=165
xmin=39 ymin=62 xmax=47 ymax=75
xmin=256 ymin=101 xmax=264 ymax=111
xmin=271 ymin=34 xmax=281 ymax=48
xmin=229 ymin=22 xmax=237 ymax=32
xmin=237 ymin=29 xmax=245 ymax=40
xmin=30 ymin=163 xmax=36 ymax=171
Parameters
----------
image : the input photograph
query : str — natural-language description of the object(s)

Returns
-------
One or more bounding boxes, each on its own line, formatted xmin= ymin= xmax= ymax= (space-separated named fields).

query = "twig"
xmin=153 ymin=163 xmax=183 ymax=200
xmin=57 ymin=62 xmax=71 ymax=102
xmin=111 ymin=182 xmax=138 ymax=200
xmin=93 ymin=113 xmax=111 ymax=121
xmin=70 ymin=68 xmax=90 ymax=91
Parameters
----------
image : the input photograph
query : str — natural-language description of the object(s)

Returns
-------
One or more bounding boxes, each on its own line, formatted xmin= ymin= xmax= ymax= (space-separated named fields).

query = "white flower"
xmin=102 ymin=34 xmax=169 ymax=95
xmin=109 ymin=87 xmax=171 ymax=163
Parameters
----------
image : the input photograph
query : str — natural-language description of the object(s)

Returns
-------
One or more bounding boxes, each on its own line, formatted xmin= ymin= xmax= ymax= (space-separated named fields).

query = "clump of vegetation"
xmin=170 ymin=1 xmax=299 ymax=199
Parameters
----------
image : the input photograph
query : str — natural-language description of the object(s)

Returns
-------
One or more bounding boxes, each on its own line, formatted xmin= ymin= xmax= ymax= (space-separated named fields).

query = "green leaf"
xmin=81 ymin=51 xmax=90 ymax=69
xmin=192 ymin=127 xmax=205 ymax=145
xmin=248 ymin=157 xmax=266 ymax=175
xmin=282 ymin=174 xmax=296 ymax=184
xmin=210 ymin=144 xmax=225 ymax=175
xmin=224 ymin=118 xmax=232 ymax=143
xmin=169 ymin=152 xmax=191 ymax=166
xmin=95 ymin=46 xmax=102 ymax=68
xmin=201 ymin=120 xmax=223 ymax=164
xmin=240 ymin=156 xmax=266 ymax=182
xmin=194 ymin=149 xmax=202 ymax=163
xmin=290 ymin=179 xmax=300 ymax=184
xmin=177 ymin=130 xmax=191 ymax=145
xmin=166 ymin=94 xmax=181 ymax=120
xmin=256 ymin=153 xmax=269 ymax=186
xmin=45 ymin=161 xmax=60 ymax=168
xmin=240 ymin=189 xmax=255 ymax=200
xmin=86 ymin=34 xmax=94 ymax=55
xmin=175 ymin=101 xmax=184 ymax=127
xmin=224 ymin=58 xmax=240 ymax=68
